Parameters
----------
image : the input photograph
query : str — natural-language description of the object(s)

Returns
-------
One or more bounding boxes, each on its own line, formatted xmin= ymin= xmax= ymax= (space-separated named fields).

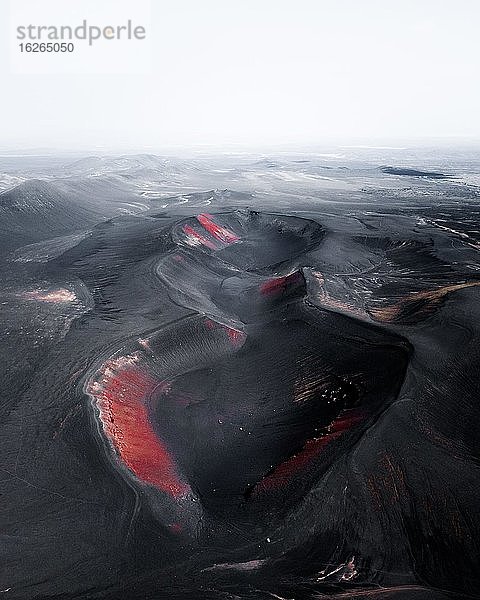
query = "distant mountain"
xmin=63 ymin=154 xmax=197 ymax=174
xmin=64 ymin=154 xmax=162 ymax=172
xmin=0 ymin=179 xmax=62 ymax=211
xmin=250 ymin=158 xmax=284 ymax=169
xmin=0 ymin=179 xmax=108 ymax=252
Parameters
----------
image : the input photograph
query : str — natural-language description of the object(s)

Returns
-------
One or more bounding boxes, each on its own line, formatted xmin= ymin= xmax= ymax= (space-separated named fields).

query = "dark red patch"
xmin=204 ymin=318 xmax=246 ymax=347
xmin=260 ymin=271 xmax=303 ymax=296
xmin=221 ymin=325 xmax=246 ymax=347
xmin=252 ymin=408 xmax=365 ymax=495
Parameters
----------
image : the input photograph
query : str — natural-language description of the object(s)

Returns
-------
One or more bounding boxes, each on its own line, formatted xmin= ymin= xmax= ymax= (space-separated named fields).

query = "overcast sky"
xmin=1 ymin=0 xmax=479 ymax=151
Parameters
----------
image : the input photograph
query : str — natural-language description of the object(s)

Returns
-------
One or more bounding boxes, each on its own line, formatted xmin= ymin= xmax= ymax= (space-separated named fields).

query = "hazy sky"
xmin=1 ymin=0 xmax=480 ymax=151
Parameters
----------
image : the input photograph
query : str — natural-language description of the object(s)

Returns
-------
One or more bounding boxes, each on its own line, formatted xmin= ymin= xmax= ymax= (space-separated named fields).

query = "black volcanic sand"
xmin=1 ymin=175 xmax=480 ymax=600
xmin=381 ymin=166 xmax=452 ymax=179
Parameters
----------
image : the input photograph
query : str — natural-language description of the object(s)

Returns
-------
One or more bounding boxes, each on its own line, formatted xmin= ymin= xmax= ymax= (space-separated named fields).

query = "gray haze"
xmin=1 ymin=0 xmax=480 ymax=151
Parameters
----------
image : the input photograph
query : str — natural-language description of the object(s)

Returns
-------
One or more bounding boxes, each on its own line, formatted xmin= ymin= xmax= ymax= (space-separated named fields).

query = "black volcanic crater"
xmin=86 ymin=210 xmax=411 ymax=529
xmin=172 ymin=210 xmax=325 ymax=273
xmin=2 ymin=152 xmax=480 ymax=600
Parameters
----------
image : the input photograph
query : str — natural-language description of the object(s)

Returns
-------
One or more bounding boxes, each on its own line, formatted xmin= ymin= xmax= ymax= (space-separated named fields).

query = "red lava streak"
xmin=253 ymin=409 xmax=365 ymax=495
xmin=89 ymin=357 xmax=189 ymax=498
xmin=182 ymin=224 xmax=217 ymax=249
xmin=196 ymin=213 xmax=240 ymax=244
xmin=260 ymin=272 xmax=304 ymax=296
